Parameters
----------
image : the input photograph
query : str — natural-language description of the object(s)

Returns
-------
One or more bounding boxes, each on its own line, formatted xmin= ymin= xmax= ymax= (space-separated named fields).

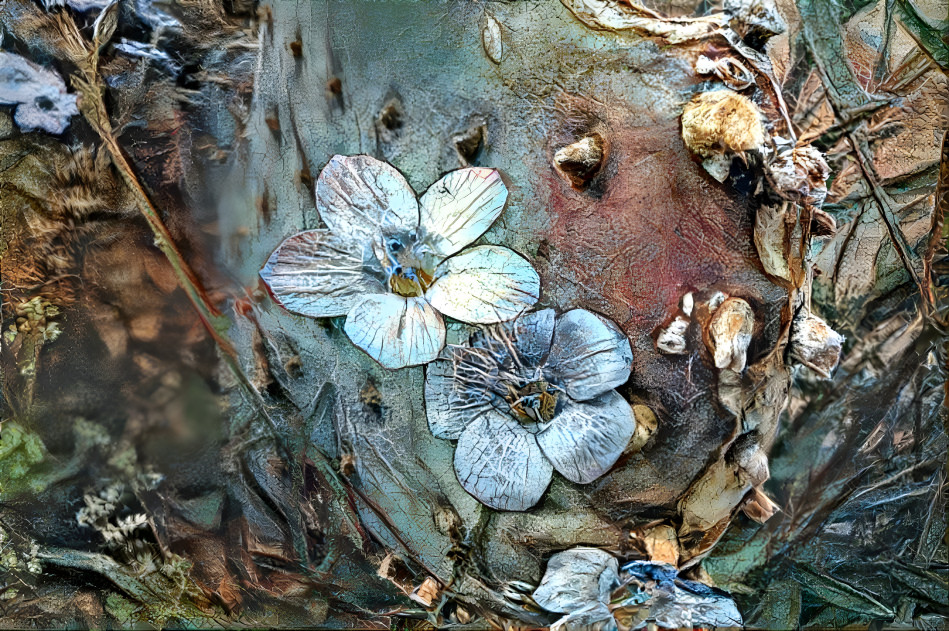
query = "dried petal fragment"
xmin=427 ymin=246 xmax=540 ymax=324
xmin=344 ymin=294 xmax=446 ymax=369
xmin=708 ymin=297 xmax=754 ymax=372
xmin=753 ymin=203 xmax=792 ymax=281
xmin=453 ymin=409 xmax=553 ymax=511
xmin=536 ymin=390 xmax=636 ymax=484
xmin=554 ymin=134 xmax=606 ymax=189
xmin=741 ymin=487 xmax=779 ymax=523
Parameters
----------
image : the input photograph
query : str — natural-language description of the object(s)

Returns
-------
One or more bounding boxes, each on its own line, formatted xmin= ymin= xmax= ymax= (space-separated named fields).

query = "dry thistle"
xmin=681 ymin=90 xmax=766 ymax=159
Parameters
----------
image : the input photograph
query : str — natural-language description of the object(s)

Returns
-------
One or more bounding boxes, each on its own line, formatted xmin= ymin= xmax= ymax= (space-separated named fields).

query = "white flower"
xmin=260 ymin=155 xmax=540 ymax=369
xmin=425 ymin=308 xmax=635 ymax=511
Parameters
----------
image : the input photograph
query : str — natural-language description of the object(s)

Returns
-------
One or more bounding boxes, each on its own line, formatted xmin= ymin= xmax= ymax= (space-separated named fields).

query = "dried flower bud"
xmin=708 ymin=297 xmax=755 ymax=372
xmin=629 ymin=404 xmax=658 ymax=452
xmin=657 ymin=315 xmax=690 ymax=354
xmin=789 ymin=312 xmax=844 ymax=378
xmin=553 ymin=134 xmax=606 ymax=188
xmin=740 ymin=487 xmax=779 ymax=523
xmin=681 ymin=90 xmax=766 ymax=160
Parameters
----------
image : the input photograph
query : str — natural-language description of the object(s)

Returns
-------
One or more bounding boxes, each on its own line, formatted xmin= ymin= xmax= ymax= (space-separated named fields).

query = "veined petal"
xmin=260 ymin=229 xmax=385 ymax=317
xmin=533 ymin=547 xmax=620 ymax=613
xmin=546 ymin=309 xmax=633 ymax=401
xmin=424 ymin=357 xmax=495 ymax=439
xmin=453 ymin=409 xmax=552 ymax=511
xmin=418 ymin=167 xmax=508 ymax=258
xmin=427 ymin=246 xmax=540 ymax=324
xmin=507 ymin=308 xmax=556 ymax=367
xmin=343 ymin=294 xmax=445 ymax=369
xmin=315 ymin=155 xmax=419 ymax=242
xmin=537 ymin=390 xmax=635 ymax=484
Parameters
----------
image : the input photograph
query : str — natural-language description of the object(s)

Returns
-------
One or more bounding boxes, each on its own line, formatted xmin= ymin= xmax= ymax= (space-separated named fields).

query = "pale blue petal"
xmin=537 ymin=390 xmax=635 ymax=484
xmin=315 ymin=155 xmax=419 ymax=242
xmin=426 ymin=246 xmax=540 ymax=324
xmin=546 ymin=310 xmax=633 ymax=401
xmin=453 ymin=409 xmax=552 ymax=511
xmin=509 ymin=308 xmax=556 ymax=367
xmin=533 ymin=547 xmax=619 ymax=613
xmin=343 ymin=294 xmax=445 ymax=369
xmin=260 ymin=229 xmax=385 ymax=318
xmin=424 ymin=357 xmax=495 ymax=439
xmin=418 ymin=167 xmax=508 ymax=258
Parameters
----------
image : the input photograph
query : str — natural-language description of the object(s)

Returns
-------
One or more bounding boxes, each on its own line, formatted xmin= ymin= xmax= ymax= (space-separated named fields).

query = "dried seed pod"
xmin=553 ymin=134 xmax=606 ymax=189
xmin=789 ymin=311 xmax=844 ymax=378
xmin=681 ymin=90 xmax=766 ymax=160
xmin=657 ymin=315 xmax=689 ymax=354
xmin=481 ymin=14 xmax=502 ymax=64
xmin=409 ymin=577 xmax=441 ymax=608
xmin=708 ymin=297 xmax=754 ymax=372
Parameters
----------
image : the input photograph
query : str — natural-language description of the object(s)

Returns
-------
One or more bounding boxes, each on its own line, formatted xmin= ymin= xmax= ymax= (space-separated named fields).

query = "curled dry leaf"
xmin=740 ymin=487 xmax=779 ymax=523
xmin=0 ymin=51 xmax=79 ymax=134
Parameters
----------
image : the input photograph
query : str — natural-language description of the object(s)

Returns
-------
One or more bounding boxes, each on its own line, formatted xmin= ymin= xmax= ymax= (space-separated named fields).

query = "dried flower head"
xmin=425 ymin=309 xmax=634 ymax=511
xmin=681 ymin=90 xmax=766 ymax=159
xmin=261 ymin=155 xmax=540 ymax=369
xmin=707 ymin=296 xmax=755 ymax=372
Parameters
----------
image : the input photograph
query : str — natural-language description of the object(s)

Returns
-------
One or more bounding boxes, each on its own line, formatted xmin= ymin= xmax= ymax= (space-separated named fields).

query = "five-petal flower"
xmin=260 ymin=155 xmax=540 ymax=369
xmin=425 ymin=308 xmax=636 ymax=511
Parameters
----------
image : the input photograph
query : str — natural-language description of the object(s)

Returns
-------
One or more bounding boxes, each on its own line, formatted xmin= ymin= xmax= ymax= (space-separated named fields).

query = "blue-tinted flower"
xmin=425 ymin=308 xmax=635 ymax=511
xmin=260 ymin=155 xmax=540 ymax=369
xmin=531 ymin=549 xmax=744 ymax=631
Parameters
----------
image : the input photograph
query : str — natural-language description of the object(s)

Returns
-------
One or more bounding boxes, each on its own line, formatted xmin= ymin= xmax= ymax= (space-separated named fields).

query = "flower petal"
xmin=546 ymin=309 xmax=633 ymax=401
xmin=507 ymin=308 xmax=556 ymax=367
xmin=426 ymin=246 xmax=540 ymax=324
xmin=343 ymin=294 xmax=445 ymax=369
xmin=418 ymin=167 xmax=508 ymax=258
xmin=533 ymin=547 xmax=619 ymax=613
xmin=315 ymin=155 xmax=419 ymax=242
xmin=424 ymin=357 xmax=495 ymax=439
xmin=537 ymin=390 xmax=635 ymax=484
xmin=260 ymin=229 xmax=385 ymax=317
xmin=453 ymin=408 xmax=552 ymax=511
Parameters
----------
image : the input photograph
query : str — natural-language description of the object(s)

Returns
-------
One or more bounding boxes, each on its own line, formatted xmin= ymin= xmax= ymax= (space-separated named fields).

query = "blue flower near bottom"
xmin=424 ymin=308 xmax=636 ymax=511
